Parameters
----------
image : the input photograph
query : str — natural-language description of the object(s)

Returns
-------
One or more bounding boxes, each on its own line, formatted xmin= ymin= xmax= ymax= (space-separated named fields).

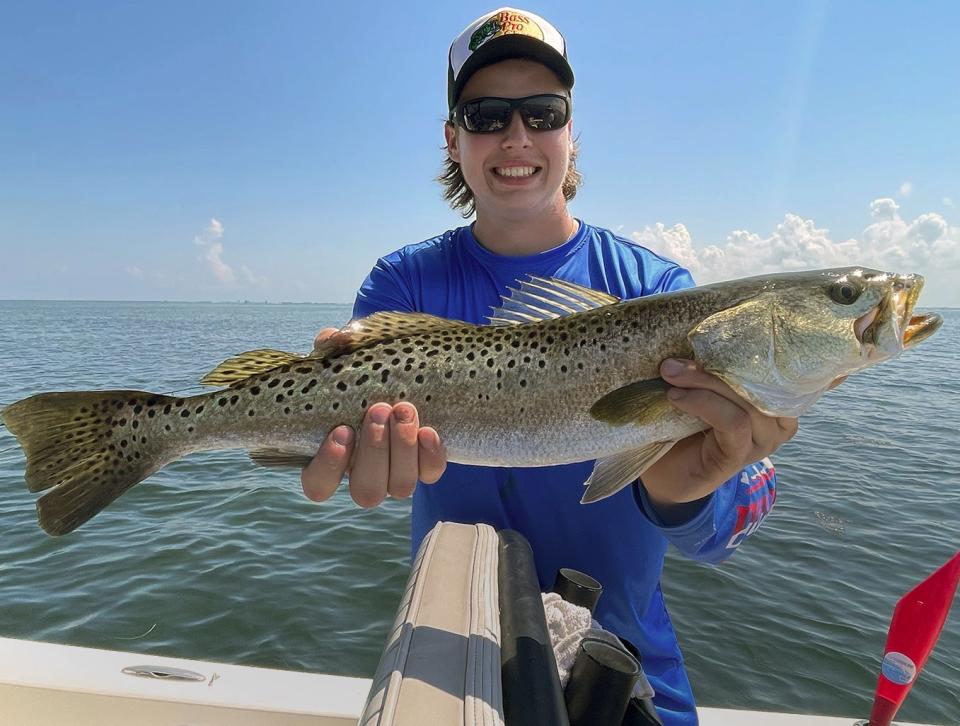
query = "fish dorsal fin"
xmin=488 ymin=276 xmax=620 ymax=325
xmin=313 ymin=312 xmax=473 ymax=358
xmin=201 ymin=349 xmax=306 ymax=387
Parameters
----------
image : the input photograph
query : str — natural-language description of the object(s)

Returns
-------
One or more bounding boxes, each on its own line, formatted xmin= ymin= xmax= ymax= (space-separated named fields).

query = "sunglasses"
xmin=452 ymin=93 xmax=571 ymax=133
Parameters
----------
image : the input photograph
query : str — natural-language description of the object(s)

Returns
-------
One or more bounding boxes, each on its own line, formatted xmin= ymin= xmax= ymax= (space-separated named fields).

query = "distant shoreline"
xmin=0 ymin=299 xmax=353 ymax=306
xmin=1 ymin=299 xmax=957 ymax=311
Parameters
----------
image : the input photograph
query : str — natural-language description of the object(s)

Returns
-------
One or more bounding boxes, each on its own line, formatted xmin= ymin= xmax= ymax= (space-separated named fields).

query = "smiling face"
xmin=445 ymin=58 xmax=573 ymax=223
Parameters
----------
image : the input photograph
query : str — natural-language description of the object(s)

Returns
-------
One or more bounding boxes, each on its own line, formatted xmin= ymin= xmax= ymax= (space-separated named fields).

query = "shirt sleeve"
xmin=633 ymin=460 xmax=777 ymax=564
xmin=352 ymin=255 xmax=416 ymax=318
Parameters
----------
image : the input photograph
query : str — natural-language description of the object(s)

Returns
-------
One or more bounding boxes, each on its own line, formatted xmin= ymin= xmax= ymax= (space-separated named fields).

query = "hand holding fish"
xmin=641 ymin=357 xmax=800 ymax=516
xmin=300 ymin=328 xmax=447 ymax=507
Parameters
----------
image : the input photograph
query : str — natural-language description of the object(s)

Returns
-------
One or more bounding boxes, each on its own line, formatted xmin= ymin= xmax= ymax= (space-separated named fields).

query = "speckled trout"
xmin=2 ymin=268 xmax=942 ymax=536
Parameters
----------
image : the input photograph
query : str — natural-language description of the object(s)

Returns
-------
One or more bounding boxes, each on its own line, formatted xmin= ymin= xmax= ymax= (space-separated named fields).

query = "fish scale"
xmin=1 ymin=269 xmax=942 ymax=535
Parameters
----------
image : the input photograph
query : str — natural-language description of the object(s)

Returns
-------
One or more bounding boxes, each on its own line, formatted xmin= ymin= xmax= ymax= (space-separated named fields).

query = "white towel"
xmin=541 ymin=592 xmax=655 ymax=699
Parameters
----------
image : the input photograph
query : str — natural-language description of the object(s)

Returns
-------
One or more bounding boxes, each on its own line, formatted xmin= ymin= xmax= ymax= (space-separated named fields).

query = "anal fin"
xmin=580 ymin=441 xmax=677 ymax=503
xmin=248 ymin=448 xmax=315 ymax=469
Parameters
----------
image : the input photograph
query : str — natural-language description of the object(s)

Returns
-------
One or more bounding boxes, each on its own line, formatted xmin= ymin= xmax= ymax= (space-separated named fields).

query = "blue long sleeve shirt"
xmin=352 ymin=221 xmax=777 ymax=725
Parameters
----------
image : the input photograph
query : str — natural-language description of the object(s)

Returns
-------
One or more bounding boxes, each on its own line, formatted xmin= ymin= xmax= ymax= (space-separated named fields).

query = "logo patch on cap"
xmin=468 ymin=10 xmax=543 ymax=51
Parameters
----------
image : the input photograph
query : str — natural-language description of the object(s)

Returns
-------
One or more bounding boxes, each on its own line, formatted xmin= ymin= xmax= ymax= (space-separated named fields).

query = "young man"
xmin=302 ymin=9 xmax=796 ymax=724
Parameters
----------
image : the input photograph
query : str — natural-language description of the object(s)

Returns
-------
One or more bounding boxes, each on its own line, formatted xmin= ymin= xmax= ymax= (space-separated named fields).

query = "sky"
xmin=1 ymin=1 xmax=958 ymax=306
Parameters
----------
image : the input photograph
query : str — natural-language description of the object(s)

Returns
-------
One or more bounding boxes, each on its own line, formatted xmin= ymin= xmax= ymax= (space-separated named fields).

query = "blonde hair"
xmin=437 ymin=124 xmax=583 ymax=218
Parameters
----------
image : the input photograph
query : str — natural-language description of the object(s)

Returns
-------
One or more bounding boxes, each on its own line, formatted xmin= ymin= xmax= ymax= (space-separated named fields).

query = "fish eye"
xmin=828 ymin=281 xmax=861 ymax=305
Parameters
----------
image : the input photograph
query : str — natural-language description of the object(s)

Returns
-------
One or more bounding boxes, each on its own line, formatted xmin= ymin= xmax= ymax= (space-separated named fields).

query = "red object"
xmin=868 ymin=550 xmax=960 ymax=726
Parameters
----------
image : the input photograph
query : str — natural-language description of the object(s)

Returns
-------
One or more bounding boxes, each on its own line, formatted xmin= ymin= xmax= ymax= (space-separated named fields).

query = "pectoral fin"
xmin=248 ymin=448 xmax=315 ymax=469
xmin=580 ymin=441 xmax=677 ymax=503
xmin=589 ymin=379 xmax=672 ymax=426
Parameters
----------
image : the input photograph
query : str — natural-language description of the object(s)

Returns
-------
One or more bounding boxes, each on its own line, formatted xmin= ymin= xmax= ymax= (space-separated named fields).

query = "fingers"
xmin=301 ymin=425 xmax=355 ymax=502
xmin=313 ymin=327 xmax=339 ymax=353
xmin=417 ymin=427 xmax=447 ymax=484
xmin=388 ymin=403 xmax=420 ymax=498
xmin=301 ymin=399 xmax=446 ymax=508
xmin=349 ymin=403 xmax=393 ymax=508
xmin=661 ymin=358 xmax=798 ymax=460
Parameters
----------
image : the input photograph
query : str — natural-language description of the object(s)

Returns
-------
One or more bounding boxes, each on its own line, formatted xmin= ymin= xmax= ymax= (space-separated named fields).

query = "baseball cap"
xmin=447 ymin=8 xmax=574 ymax=110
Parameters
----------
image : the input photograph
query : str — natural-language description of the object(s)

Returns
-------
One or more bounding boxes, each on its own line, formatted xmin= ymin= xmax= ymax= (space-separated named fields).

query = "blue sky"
xmin=2 ymin=1 xmax=958 ymax=305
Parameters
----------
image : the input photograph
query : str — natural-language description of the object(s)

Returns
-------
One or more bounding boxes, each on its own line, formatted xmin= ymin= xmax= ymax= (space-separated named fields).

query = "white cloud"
xmin=945 ymin=197 xmax=955 ymax=208
xmin=899 ymin=181 xmax=913 ymax=197
xmin=632 ymin=198 xmax=960 ymax=286
xmin=125 ymin=265 xmax=144 ymax=279
xmin=191 ymin=217 xmax=266 ymax=287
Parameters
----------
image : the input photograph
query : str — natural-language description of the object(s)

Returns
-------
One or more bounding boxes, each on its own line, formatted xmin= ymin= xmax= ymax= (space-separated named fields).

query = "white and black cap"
xmin=447 ymin=8 xmax=574 ymax=110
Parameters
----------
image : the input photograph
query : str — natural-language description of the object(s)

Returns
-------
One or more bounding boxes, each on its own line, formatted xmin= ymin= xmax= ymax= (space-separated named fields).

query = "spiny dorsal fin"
xmin=314 ymin=312 xmax=474 ymax=357
xmin=201 ymin=349 xmax=306 ymax=387
xmin=488 ymin=276 xmax=620 ymax=325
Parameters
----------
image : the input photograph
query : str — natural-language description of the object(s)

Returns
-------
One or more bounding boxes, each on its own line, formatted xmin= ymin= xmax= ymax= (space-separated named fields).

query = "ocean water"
xmin=0 ymin=300 xmax=957 ymax=724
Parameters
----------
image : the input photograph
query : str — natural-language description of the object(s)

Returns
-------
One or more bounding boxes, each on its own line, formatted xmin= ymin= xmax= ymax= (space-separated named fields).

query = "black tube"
xmin=498 ymin=529 xmax=570 ymax=726
xmin=553 ymin=568 xmax=603 ymax=614
xmin=564 ymin=638 xmax=640 ymax=726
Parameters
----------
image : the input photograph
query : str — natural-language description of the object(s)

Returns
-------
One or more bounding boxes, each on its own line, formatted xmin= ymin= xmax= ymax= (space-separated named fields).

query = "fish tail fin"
xmin=2 ymin=390 xmax=177 ymax=536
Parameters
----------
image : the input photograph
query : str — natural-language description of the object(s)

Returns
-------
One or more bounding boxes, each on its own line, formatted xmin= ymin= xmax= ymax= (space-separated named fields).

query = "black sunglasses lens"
xmin=460 ymin=99 xmax=513 ymax=132
xmin=518 ymin=96 xmax=568 ymax=130
xmin=458 ymin=95 xmax=569 ymax=133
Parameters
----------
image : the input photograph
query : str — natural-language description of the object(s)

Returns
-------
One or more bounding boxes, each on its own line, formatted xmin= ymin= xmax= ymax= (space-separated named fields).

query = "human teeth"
xmin=495 ymin=166 xmax=536 ymax=177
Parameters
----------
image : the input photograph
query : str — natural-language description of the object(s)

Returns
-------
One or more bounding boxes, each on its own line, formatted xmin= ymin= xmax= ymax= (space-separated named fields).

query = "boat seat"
xmin=358 ymin=522 xmax=503 ymax=726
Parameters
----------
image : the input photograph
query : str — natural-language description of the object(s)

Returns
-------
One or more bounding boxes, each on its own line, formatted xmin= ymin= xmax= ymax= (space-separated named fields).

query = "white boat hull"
xmin=0 ymin=636 xmax=938 ymax=726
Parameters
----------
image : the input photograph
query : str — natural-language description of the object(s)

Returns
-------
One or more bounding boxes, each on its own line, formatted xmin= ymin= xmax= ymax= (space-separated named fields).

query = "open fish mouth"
xmin=895 ymin=275 xmax=942 ymax=348
xmin=903 ymin=312 xmax=943 ymax=348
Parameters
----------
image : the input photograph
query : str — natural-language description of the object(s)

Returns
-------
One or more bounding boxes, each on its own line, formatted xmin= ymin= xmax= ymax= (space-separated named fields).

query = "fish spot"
xmin=466 ymin=352 xmax=475 ymax=361
xmin=175 ymin=399 xmax=184 ymax=407
xmin=356 ymin=374 xmax=369 ymax=385
xmin=180 ymin=410 xmax=190 ymax=418
xmin=336 ymin=381 xmax=347 ymax=392
xmin=250 ymin=386 xmax=261 ymax=395
xmin=276 ymin=394 xmax=285 ymax=403
xmin=305 ymin=403 xmax=314 ymax=411
xmin=469 ymin=370 xmax=477 ymax=379
xmin=165 ymin=424 xmax=171 ymax=431
xmin=230 ymin=395 xmax=239 ymax=405
xmin=381 ymin=370 xmax=390 ymax=383
xmin=186 ymin=427 xmax=193 ymax=434
xmin=331 ymin=402 xmax=339 ymax=411
xmin=561 ymin=365 xmax=568 ymax=373
xmin=132 ymin=420 xmax=140 ymax=429
xmin=538 ymin=360 xmax=546 ymax=369
xmin=283 ymin=380 xmax=294 ymax=388
xmin=296 ymin=366 xmax=313 ymax=374
xmin=284 ymin=406 xmax=291 ymax=414
xmin=360 ymin=399 xmax=367 ymax=409
xmin=415 ymin=374 xmax=424 ymax=384
xmin=520 ymin=380 xmax=527 ymax=387
xmin=444 ymin=371 xmax=453 ymax=379
xmin=268 ymin=379 xmax=280 ymax=388
xmin=486 ymin=358 xmax=495 ymax=368
xmin=248 ymin=410 xmax=255 ymax=417
xmin=133 ymin=405 xmax=143 ymax=414
xmin=195 ymin=405 xmax=204 ymax=414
